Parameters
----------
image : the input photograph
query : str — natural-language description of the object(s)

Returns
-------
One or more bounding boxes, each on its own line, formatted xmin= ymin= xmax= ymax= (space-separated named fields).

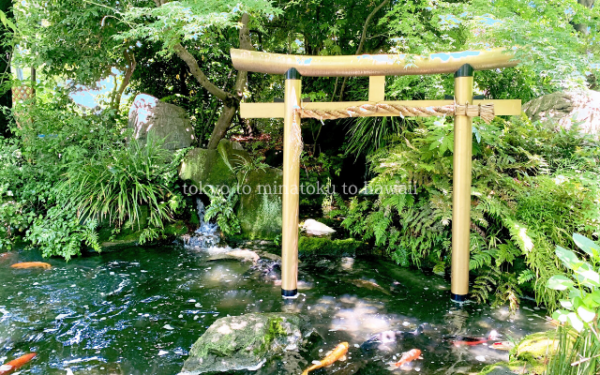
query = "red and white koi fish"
xmin=301 ymin=342 xmax=349 ymax=375
xmin=0 ymin=353 xmax=37 ymax=375
xmin=450 ymin=330 xmax=499 ymax=347
xmin=490 ymin=341 xmax=514 ymax=351
xmin=395 ymin=349 xmax=422 ymax=367
xmin=11 ymin=262 xmax=52 ymax=270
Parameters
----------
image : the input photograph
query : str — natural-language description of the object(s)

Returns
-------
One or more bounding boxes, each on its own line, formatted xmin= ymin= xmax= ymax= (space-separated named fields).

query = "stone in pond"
xmin=300 ymin=219 xmax=336 ymax=237
xmin=180 ymin=312 xmax=318 ymax=374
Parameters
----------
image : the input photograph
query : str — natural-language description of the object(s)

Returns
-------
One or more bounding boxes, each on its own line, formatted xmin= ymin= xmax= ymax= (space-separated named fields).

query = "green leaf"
xmin=574 ymin=262 xmax=600 ymax=287
xmin=547 ymin=274 xmax=574 ymax=291
xmin=559 ymin=299 xmax=573 ymax=310
xmin=568 ymin=312 xmax=584 ymax=332
xmin=573 ymin=233 xmax=600 ymax=258
xmin=577 ymin=306 xmax=596 ymax=323
xmin=556 ymin=246 xmax=582 ymax=270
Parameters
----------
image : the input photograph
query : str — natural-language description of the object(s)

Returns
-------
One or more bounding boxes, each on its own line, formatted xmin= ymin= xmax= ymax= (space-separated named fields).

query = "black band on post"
xmin=285 ymin=68 xmax=301 ymax=80
xmin=454 ymin=64 xmax=474 ymax=78
xmin=451 ymin=293 xmax=468 ymax=303
xmin=282 ymin=289 xmax=298 ymax=298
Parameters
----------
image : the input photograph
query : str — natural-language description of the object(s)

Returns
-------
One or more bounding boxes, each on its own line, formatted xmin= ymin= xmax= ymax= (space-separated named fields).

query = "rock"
xmin=301 ymin=219 xmax=336 ymax=237
xmin=208 ymin=249 xmax=260 ymax=264
xmin=179 ymin=140 xmax=250 ymax=193
xmin=298 ymin=236 xmax=367 ymax=258
xmin=523 ymin=90 xmax=600 ymax=135
xmin=181 ymin=312 xmax=318 ymax=374
xmin=236 ymin=168 xmax=283 ymax=240
xmin=128 ymin=94 xmax=194 ymax=150
xmin=476 ymin=362 xmax=517 ymax=375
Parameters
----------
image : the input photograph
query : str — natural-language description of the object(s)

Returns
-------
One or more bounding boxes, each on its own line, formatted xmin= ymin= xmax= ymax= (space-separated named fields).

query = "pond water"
xmin=0 ymin=243 xmax=551 ymax=375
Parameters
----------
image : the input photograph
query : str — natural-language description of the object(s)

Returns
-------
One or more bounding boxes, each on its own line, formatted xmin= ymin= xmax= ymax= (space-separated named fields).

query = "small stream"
xmin=0 ymin=243 xmax=551 ymax=375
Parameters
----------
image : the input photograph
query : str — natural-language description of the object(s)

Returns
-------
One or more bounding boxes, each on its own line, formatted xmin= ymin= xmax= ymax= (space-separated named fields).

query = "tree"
xmin=0 ymin=0 xmax=12 ymax=136
xmin=121 ymin=1 xmax=280 ymax=149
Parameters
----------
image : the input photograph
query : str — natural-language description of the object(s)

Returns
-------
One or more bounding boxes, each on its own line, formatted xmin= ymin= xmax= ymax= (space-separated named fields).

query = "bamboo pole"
xmin=281 ymin=68 xmax=302 ymax=299
xmin=451 ymin=64 xmax=474 ymax=303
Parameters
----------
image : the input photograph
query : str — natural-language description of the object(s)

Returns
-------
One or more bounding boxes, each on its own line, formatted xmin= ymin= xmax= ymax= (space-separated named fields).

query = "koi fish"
xmin=347 ymin=279 xmax=391 ymax=295
xmin=301 ymin=342 xmax=349 ymax=375
xmin=450 ymin=330 xmax=499 ymax=347
xmin=11 ymin=262 xmax=52 ymax=270
xmin=360 ymin=324 xmax=426 ymax=354
xmin=0 ymin=353 xmax=37 ymax=375
xmin=490 ymin=341 xmax=514 ymax=351
xmin=395 ymin=349 xmax=422 ymax=368
xmin=0 ymin=252 xmax=12 ymax=259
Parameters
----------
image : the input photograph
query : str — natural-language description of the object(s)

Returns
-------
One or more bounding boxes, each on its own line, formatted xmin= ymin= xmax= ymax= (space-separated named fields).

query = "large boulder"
xmin=523 ymin=90 xmax=600 ymax=135
xmin=236 ymin=168 xmax=283 ymax=240
xmin=179 ymin=140 xmax=251 ymax=193
xmin=128 ymin=94 xmax=194 ymax=149
xmin=181 ymin=312 xmax=316 ymax=374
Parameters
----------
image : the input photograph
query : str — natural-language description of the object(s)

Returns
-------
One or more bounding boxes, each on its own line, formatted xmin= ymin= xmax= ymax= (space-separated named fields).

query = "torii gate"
xmin=231 ymin=48 xmax=521 ymax=303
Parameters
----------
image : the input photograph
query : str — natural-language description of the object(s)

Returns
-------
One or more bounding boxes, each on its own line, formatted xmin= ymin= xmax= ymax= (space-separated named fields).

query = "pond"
xmin=0 ymin=243 xmax=551 ymax=375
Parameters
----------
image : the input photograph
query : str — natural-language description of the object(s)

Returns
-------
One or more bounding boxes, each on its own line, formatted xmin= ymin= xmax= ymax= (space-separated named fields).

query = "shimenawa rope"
xmin=298 ymin=102 xmax=495 ymax=124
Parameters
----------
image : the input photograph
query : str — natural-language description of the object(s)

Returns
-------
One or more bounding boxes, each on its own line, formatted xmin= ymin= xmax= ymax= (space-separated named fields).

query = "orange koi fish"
xmin=301 ymin=342 xmax=349 ymax=375
xmin=395 ymin=349 xmax=422 ymax=367
xmin=0 ymin=353 xmax=37 ymax=375
xmin=11 ymin=262 xmax=52 ymax=270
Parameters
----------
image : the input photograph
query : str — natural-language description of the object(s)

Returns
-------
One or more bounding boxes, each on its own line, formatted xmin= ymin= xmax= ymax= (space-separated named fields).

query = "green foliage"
xmin=541 ymin=234 xmax=600 ymax=375
xmin=345 ymin=116 xmax=405 ymax=157
xmin=545 ymin=325 xmax=600 ymax=375
xmin=60 ymin=134 xmax=180 ymax=231
xmin=203 ymin=187 xmax=241 ymax=236
xmin=26 ymin=206 xmax=100 ymax=260
xmin=340 ymin=116 xmax=600 ymax=309
xmin=547 ymin=234 xmax=600 ymax=332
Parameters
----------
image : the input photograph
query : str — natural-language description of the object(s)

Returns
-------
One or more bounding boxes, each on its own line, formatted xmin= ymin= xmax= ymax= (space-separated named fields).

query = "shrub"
xmin=340 ymin=115 xmax=600 ymax=309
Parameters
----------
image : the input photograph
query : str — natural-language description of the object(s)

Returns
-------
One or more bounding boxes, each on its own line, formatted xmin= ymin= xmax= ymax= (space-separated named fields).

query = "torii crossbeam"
xmin=232 ymin=48 xmax=522 ymax=303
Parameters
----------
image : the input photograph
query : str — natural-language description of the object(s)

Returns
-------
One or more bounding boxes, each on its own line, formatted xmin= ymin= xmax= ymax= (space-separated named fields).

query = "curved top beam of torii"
xmin=230 ymin=48 xmax=518 ymax=77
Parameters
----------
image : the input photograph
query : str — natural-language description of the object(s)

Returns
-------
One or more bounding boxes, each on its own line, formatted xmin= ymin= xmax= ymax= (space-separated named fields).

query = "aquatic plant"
xmin=529 ymin=234 xmax=600 ymax=375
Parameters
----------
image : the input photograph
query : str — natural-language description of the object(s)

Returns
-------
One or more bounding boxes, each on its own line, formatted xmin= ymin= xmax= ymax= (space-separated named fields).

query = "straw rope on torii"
xmin=298 ymin=102 xmax=496 ymax=123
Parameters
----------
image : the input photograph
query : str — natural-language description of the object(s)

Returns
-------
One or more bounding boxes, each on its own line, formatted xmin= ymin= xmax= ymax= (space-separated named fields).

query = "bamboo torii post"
xmin=231 ymin=48 xmax=521 ymax=302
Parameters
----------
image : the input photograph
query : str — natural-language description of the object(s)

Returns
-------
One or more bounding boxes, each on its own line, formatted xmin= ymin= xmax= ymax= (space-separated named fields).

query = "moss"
xmin=164 ymin=221 xmax=188 ymax=236
xmin=298 ymin=236 xmax=367 ymax=257
xmin=236 ymin=168 xmax=283 ymax=240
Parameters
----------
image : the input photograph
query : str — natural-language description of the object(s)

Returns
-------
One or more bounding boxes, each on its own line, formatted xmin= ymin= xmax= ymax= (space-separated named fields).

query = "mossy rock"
xmin=94 ymin=221 xmax=189 ymax=253
xmin=511 ymin=331 xmax=560 ymax=374
xmin=182 ymin=312 xmax=318 ymax=374
xmin=298 ymin=236 xmax=367 ymax=257
xmin=476 ymin=362 xmax=519 ymax=375
xmin=236 ymin=167 xmax=283 ymax=240
xmin=179 ymin=140 xmax=250 ymax=193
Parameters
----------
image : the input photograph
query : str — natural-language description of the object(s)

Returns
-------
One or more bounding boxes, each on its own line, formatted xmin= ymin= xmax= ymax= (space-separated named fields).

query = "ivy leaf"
xmin=547 ymin=274 xmax=574 ymax=291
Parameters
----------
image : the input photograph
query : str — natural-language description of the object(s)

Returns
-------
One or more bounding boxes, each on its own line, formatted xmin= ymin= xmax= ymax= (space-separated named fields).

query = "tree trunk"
xmin=170 ymin=13 xmax=254 ymax=149
xmin=111 ymin=51 xmax=136 ymax=110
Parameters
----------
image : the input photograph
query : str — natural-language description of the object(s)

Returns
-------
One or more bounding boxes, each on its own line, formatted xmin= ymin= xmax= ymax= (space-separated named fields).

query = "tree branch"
xmin=338 ymin=0 xmax=389 ymax=100
xmin=111 ymin=50 xmax=136 ymax=110
xmin=206 ymin=13 xmax=253 ymax=149
xmin=173 ymin=44 xmax=229 ymax=101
